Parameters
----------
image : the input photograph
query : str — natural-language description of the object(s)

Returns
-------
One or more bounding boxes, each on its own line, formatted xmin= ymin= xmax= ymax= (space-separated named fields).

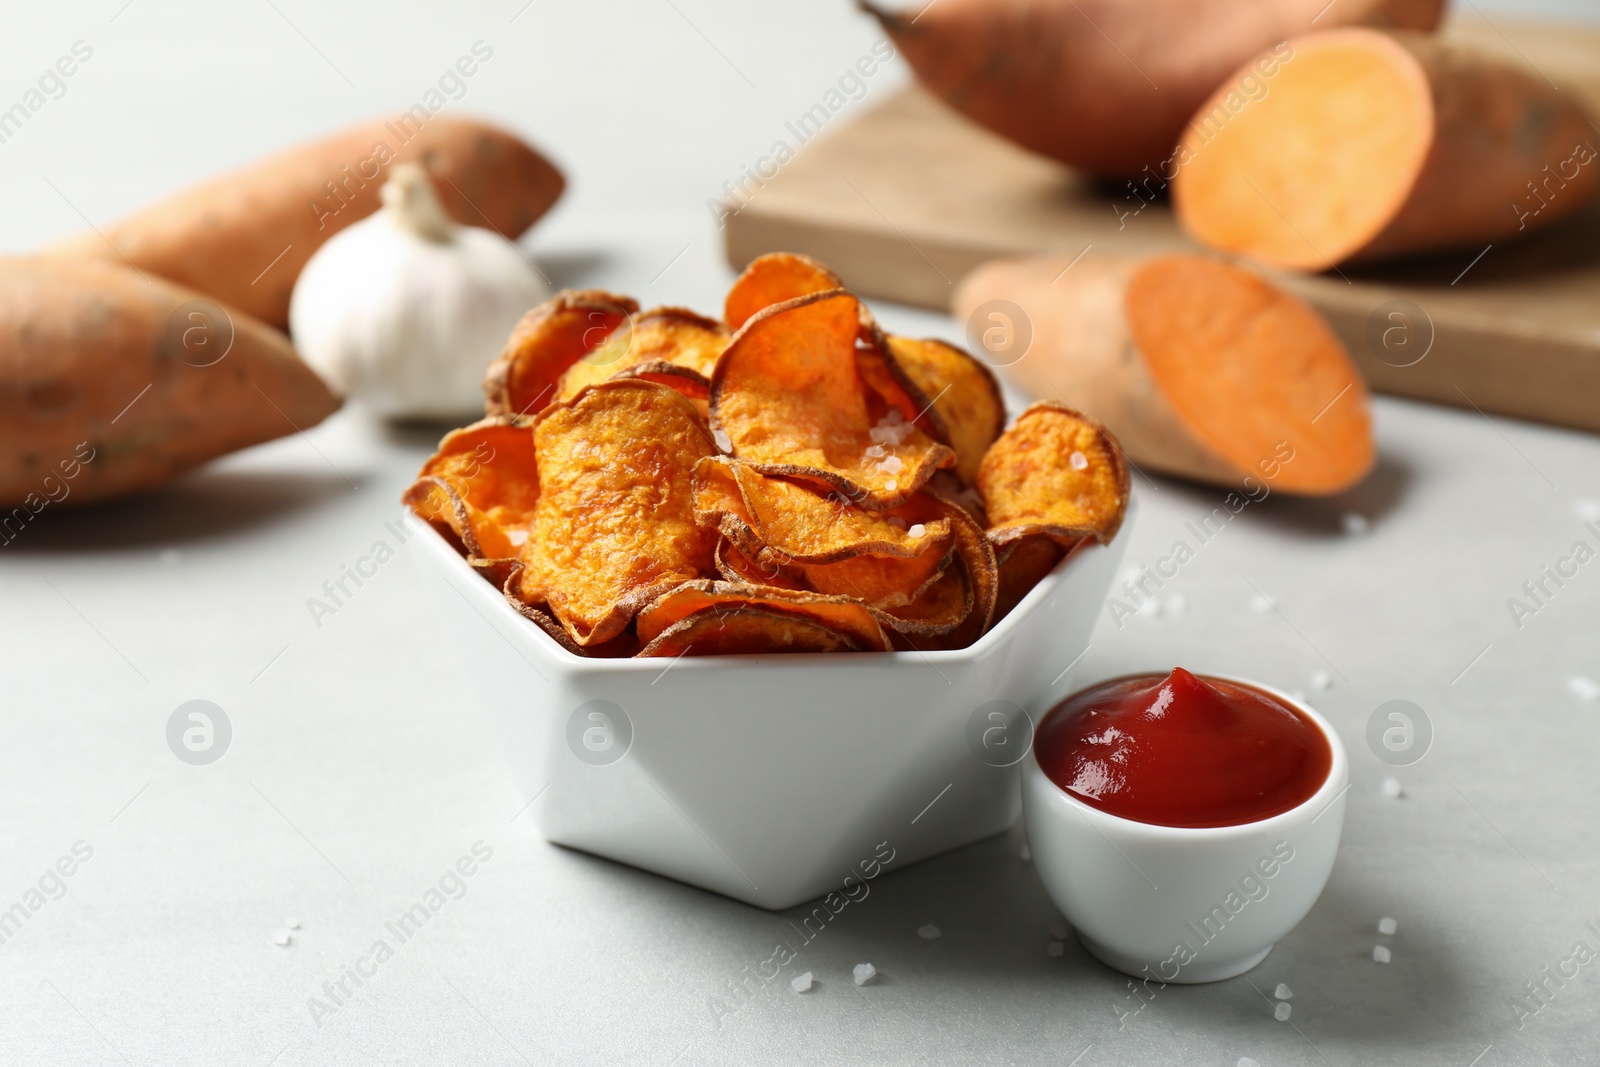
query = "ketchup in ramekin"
xmin=1034 ymin=668 xmax=1332 ymax=829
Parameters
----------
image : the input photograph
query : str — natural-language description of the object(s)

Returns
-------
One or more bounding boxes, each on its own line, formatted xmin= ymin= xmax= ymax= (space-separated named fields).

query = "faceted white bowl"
xmin=412 ymin=500 xmax=1135 ymax=909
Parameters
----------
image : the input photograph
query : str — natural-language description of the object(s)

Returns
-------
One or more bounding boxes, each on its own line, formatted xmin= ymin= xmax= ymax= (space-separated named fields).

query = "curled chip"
xmin=518 ymin=380 xmax=718 ymax=646
xmin=887 ymin=335 xmax=1006 ymax=486
xmin=978 ymin=401 xmax=1130 ymax=548
xmin=711 ymin=291 xmax=955 ymax=510
xmin=877 ymin=493 xmax=998 ymax=642
xmin=798 ymin=542 xmax=952 ymax=611
xmin=403 ymin=417 xmax=538 ymax=562
xmin=484 ymin=290 xmax=637 ymax=417
xmin=554 ymin=307 xmax=727 ymax=404
xmin=637 ymin=580 xmax=892 ymax=651
xmin=715 ymin=537 xmax=808 ymax=590
xmin=725 ymin=252 xmax=842 ymax=331
xmin=639 ymin=605 xmax=867 ymax=657
xmin=694 ymin=457 xmax=951 ymax=564
xmin=993 ymin=536 xmax=1069 ymax=623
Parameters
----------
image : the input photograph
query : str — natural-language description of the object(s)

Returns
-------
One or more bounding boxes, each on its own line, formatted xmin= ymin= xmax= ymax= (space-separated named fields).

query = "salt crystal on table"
xmin=852 ymin=963 xmax=876 ymax=986
xmin=1019 ymin=843 xmax=1031 ymax=862
xmin=790 ymin=971 xmax=813 ymax=993
xmin=286 ymin=917 xmax=300 ymax=930
xmin=1049 ymin=924 xmax=1068 ymax=940
xmin=1274 ymin=982 xmax=1292 ymax=1000
xmin=1274 ymin=1002 xmax=1292 ymax=1021
xmin=1047 ymin=941 xmax=1065 ymax=958
xmin=1574 ymin=498 xmax=1600 ymax=523
xmin=1378 ymin=917 xmax=1398 ymax=935
xmin=1382 ymin=777 xmax=1403 ymax=799
xmin=1250 ymin=594 xmax=1274 ymax=613
xmin=1568 ymin=675 xmax=1600 ymax=702
xmin=1373 ymin=945 xmax=1391 ymax=963
xmin=272 ymin=931 xmax=290 ymax=946
xmin=1165 ymin=594 xmax=1188 ymax=615
xmin=918 ymin=924 xmax=941 ymax=940
xmin=1310 ymin=670 xmax=1332 ymax=690
xmin=1238 ymin=1059 xmax=1262 ymax=1067
xmin=1341 ymin=512 xmax=1370 ymax=536
xmin=1137 ymin=598 xmax=1160 ymax=619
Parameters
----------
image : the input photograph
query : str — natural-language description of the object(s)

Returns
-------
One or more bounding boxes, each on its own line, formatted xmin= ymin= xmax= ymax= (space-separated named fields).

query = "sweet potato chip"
xmin=887 ymin=335 xmax=1005 ymax=486
xmin=880 ymin=493 xmax=998 ymax=641
xmin=715 ymin=537 xmax=808 ymax=590
xmin=638 ymin=605 xmax=866 ymax=657
xmin=711 ymin=291 xmax=955 ymax=509
xmin=694 ymin=457 xmax=950 ymax=565
xmin=724 ymin=252 xmax=842 ymax=331
xmin=403 ymin=417 xmax=538 ymax=562
xmin=518 ymin=380 xmax=718 ymax=646
xmin=994 ymin=536 xmax=1070 ymax=623
xmin=636 ymin=580 xmax=892 ymax=651
xmin=553 ymin=307 xmax=726 ymax=403
xmin=484 ymin=290 xmax=637 ymax=417
xmin=978 ymin=401 xmax=1130 ymax=548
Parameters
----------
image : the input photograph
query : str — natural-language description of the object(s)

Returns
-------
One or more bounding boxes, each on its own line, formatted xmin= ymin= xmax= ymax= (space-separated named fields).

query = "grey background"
xmin=1 ymin=1 xmax=1597 ymax=1064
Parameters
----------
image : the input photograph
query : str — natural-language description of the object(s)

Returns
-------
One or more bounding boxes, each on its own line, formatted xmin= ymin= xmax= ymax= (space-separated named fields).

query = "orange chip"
xmin=638 ymin=605 xmax=867 ymax=657
xmin=715 ymin=537 xmax=808 ymax=590
xmin=994 ymin=536 xmax=1070 ymax=623
xmin=403 ymin=417 xmax=538 ymax=562
xmin=978 ymin=401 xmax=1131 ymax=548
xmin=694 ymin=457 xmax=951 ymax=565
xmin=518 ymin=380 xmax=718 ymax=646
xmin=484 ymin=290 xmax=637 ymax=417
xmin=724 ymin=252 xmax=842 ymax=331
xmin=887 ymin=335 xmax=1006 ymax=486
xmin=883 ymin=493 xmax=998 ymax=641
xmin=554 ymin=307 xmax=727 ymax=404
xmin=636 ymin=580 xmax=892 ymax=651
xmin=711 ymin=291 xmax=955 ymax=510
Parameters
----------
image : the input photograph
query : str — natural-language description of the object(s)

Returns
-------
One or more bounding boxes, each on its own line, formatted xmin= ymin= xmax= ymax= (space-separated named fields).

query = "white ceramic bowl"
xmin=1022 ymin=677 xmax=1348 ymax=983
xmin=411 ymin=500 xmax=1134 ymax=910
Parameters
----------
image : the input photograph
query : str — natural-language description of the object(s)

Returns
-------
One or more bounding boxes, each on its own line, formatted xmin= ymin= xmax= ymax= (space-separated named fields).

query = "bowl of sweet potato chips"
xmin=405 ymin=253 xmax=1134 ymax=908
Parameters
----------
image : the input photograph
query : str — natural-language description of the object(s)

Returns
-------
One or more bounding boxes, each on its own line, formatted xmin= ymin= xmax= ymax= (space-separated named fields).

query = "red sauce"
xmin=1035 ymin=668 xmax=1332 ymax=828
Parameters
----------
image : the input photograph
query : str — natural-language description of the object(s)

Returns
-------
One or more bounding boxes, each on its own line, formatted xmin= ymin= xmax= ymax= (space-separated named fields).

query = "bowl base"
xmin=1077 ymin=934 xmax=1273 ymax=984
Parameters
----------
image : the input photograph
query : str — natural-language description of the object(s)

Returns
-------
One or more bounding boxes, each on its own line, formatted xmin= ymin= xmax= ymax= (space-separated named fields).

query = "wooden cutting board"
xmin=723 ymin=16 xmax=1600 ymax=433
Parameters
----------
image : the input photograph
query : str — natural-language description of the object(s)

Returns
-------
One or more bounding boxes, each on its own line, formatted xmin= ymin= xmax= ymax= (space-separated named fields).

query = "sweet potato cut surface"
xmin=953 ymin=252 xmax=1374 ymax=494
xmin=1174 ymin=29 xmax=1600 ymax=268
xmin=724 ymin=252 xmax=843 ymax=331
xmin=638 ymin=605 xmax=866 ymax=657
xmin=1123 ymin=256 xmax=1374 ymax=494
xmin=979 ymin=402 xmax=1130 ymax=548
xmin=0 ymin=258 xmax=338 ymax=509
xmin=636 ymin=580 xmax=892 ymax=651
xmin=554 ymin=307 xmax=725 ymax=403
xmin=887 ymin=335 xmax=1004 ymax=486
xmin=868 ymin=0 xmax=1444 ymax=178
xmin=485 ymin=290 xmax=637 ymax=417
xmin=403 ymin=417 xmax=537 ymax=562
xmin=711 ymin=290 xmax=954 ymax=509
xmin=45 ymin=116 xmax=563 ymax=329
xmin=520 ymin=380 xmax=717 ymax=646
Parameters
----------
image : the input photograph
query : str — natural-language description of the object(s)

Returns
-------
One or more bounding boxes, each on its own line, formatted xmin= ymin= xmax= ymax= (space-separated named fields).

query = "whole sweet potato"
xmin=0 ymin=258 xmax=339 ymax=511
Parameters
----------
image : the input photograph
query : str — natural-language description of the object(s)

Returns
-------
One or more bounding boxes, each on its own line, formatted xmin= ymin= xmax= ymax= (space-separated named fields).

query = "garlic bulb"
xmin=289 ymin=163 xmax=549 ymax=418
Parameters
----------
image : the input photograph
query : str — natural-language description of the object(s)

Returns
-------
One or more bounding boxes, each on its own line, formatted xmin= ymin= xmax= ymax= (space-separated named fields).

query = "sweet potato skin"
xmin=43 ymin=116 xmax=564 ymax=329
xmin=866 ymin=0 xmax=1445 ymax=178
xmin=0 ymin=258 xmax=339 ymax=508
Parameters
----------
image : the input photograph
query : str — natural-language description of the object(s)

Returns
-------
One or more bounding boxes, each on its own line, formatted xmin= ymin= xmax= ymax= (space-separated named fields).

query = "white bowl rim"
xmin=1024 ymin=672 xmax=1349 ymax=840
xmin=416 ymin=494 xmax=1138 ymax=672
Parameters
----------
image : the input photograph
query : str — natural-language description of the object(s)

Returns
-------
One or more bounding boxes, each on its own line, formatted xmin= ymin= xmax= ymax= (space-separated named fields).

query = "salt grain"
xmin=286 ymin=917 xmax=300 ymax=930
xmin=1137 ymin=598 xmax=1161 ymax=619
xmin=907 ymin=523 xmax=926 ymax=539
xmin=272 ymin=931 xmax=290 ymax=947
xmin=1574 ymin=498 xmax=1600 ymax=523
xmin=1238 ymin=1059 xmax=1262 ymax=1067
xmin=1341 ymin=512 xmax=1370 ymax=536
xmin=1568 ymin=675 xmax=1600 ymax=702
xmin=885 ymin=479 xmax=898 ymax=492
xmin=852 ymin=962 xmax=876 ymax=986
xmin=1310 ymin=670 xmax=1332 ymax=691
xmin=1373 ymin=945 xmax=1391 ymax=963
xmin=918 ymin=924 xmax=942 ymax=940
xmin=1165 ymin=594 xmax=1188 ymax=615
xmin=1047 ymin=941 xmax=1065 ymax=958
xmin=1069 ymin=451 xmax=1089 ymax=471
xmin=1378 ymin=917 xmax=1398 ymax=936
xmin=865 ymin=444 xmax=886 ymax=458
xmin=713 ymin=428 xmax=732 ymax=453
xmin=1381 ymin=776 xmax=1404 ymax=800
xmin=878 ymin=455 xmax=904 ymax=474
xmin=1274 ymin=1002 xmax=1292 ymax=1021
xmin=507 ymin=529 xmax=529 ymax=547
xmin=1274 ymin=982 xmax=1293 ymax=1000
xmin=1250 ymin=594 xmax=1274 ymax=613
xmin=791 ymin=971 xmax=813 ymax=993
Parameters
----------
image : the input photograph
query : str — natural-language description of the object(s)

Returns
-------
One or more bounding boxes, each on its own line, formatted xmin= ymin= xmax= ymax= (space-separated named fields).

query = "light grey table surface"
xmin=2 ymin=2 xmax=1598 ymax=1065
